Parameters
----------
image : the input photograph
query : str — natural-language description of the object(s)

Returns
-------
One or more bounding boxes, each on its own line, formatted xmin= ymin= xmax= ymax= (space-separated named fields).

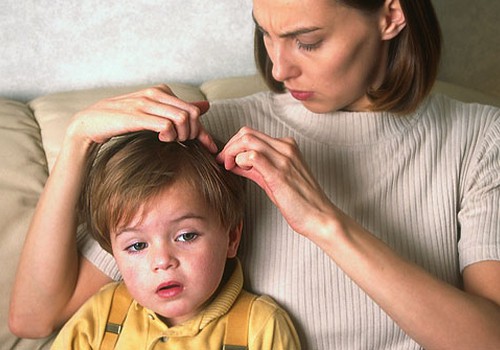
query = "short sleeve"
xmin=77 ymin=224 xmax=122 ymax=281
xmin=248 ymin=295 xmax=302 ymax=350
xmin=458 ymin=107 xmax=500 ymax=271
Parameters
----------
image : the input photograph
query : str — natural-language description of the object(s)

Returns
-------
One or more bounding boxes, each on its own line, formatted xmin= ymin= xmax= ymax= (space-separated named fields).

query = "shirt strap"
xmin=101 ymin=283 xmax=133 ymax=349
xmin=223 ymin=291 xmax=258 ymax=350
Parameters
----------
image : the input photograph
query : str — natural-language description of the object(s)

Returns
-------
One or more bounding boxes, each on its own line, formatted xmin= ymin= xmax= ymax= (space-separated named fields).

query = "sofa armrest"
xmin=0 ymin=99 xmax=55 ymax=349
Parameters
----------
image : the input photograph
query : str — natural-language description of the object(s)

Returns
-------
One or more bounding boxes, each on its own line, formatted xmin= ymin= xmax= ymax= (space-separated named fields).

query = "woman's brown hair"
xmin=80 ymin=132 xmax=245 ymax=253
xmin=254 ymin=0 xmax=442 ymax=114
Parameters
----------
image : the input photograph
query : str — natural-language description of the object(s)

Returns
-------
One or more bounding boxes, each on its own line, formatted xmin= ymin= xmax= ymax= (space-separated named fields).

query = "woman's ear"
xmin=227 ymin=221 xmax=243 ymax=258
xmin=380 ymin=0 xmax=406 ymax=40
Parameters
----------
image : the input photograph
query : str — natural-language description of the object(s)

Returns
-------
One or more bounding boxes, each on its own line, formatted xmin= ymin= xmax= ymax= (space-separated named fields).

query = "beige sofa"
xmin=1 ymin=2 xmax=499 ymax=349
xmin=1 ymin=76 xmax=499 ymax=350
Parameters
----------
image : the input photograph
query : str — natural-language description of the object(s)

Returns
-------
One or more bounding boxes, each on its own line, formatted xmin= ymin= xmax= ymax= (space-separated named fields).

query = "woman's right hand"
xmin=66 ymin=84 xmax=216 ymax=152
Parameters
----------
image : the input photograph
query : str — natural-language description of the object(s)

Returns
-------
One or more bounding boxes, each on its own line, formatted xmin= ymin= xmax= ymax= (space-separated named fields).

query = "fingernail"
xmin=193 ymin=101 xmax=210 ymax=115
xmin=215 ymin=153 xmax=223 ymax=163
xmin=210 ymin=141 xmax=218 ymax=153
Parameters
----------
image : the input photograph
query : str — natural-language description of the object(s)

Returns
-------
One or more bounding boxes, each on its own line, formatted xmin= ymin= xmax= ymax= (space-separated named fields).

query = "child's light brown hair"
xmin=80 ymin=131 xmax=245 ymax=253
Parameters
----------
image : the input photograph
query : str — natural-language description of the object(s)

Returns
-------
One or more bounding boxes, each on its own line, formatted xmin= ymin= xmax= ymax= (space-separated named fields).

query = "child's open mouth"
xmin=156 ymin=282 xmax=183 ymax=298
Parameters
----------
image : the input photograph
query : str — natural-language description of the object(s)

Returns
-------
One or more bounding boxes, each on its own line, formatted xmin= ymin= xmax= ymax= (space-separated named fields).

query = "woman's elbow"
xmin=8 ymin=306 xmax=58 ymax=339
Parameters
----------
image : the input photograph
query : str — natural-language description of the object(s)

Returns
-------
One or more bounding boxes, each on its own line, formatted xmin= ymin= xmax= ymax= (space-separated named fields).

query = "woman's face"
xmin=253 ymin=0 xmax=388 ymax=113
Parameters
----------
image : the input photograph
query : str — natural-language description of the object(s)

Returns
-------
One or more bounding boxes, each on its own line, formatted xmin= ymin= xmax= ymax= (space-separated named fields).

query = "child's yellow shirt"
xmin=51 ymin=259 xmax=301 ymax=349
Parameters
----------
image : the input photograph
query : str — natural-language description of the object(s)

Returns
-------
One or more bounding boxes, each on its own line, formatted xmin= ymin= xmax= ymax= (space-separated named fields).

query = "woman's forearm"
xmin=9 ymin=135 xmax=102 ymax=337
xmin=321 ymin=212 xmax=500 ymax=349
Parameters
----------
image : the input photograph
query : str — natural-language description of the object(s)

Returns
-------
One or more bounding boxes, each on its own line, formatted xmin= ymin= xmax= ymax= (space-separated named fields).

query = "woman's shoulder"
xmin=427 ymin=93 xmax=500 ymax=122
xmin=420 ymin=93 xmax=500 ymax=138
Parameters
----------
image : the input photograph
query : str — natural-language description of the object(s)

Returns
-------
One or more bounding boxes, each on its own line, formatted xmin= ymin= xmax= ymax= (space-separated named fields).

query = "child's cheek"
xmin=115 ymin=255 xmax=140 ymax=282
xmin=119 ymin=265 xmax=143 ymax=295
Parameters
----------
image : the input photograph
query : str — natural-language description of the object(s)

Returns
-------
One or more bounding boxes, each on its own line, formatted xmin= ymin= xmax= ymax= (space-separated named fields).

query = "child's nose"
xmin=151 ymin=247 xmax=178 ymax=271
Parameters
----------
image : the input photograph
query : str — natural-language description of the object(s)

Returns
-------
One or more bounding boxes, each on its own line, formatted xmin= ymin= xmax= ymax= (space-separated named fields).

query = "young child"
xmin=51 ymin=131 xmax=301 ymax=349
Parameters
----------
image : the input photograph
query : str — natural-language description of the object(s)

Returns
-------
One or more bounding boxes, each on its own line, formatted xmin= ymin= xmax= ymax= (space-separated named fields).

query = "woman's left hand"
xmin=217 ymin=127 xmax=338 ymax=242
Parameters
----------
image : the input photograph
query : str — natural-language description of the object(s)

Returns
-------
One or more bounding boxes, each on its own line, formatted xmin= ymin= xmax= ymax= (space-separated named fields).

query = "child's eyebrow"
xmin=114 ymin=213 xmax=208 ymax=236
xmin=252 ymin=13 xmax=321 ymax=38
xmin=114 ymin=226 xmax=140 ymax=237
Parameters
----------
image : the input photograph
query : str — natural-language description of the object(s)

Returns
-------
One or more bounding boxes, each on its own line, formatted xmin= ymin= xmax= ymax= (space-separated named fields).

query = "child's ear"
xmin=380 ymin=0 xmax=406 ymax=41
xmin=227 ymin=221 xmax=243 ymax=258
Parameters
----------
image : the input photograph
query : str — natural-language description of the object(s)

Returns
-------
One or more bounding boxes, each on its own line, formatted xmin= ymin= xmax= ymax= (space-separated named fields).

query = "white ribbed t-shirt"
xmin=79 ymin=92 xmax=500 ymax=349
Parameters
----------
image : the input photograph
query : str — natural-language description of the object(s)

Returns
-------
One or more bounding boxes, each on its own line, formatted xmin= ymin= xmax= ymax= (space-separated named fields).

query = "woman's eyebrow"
xmin=252 ymin=13 xmax=321 ymax=38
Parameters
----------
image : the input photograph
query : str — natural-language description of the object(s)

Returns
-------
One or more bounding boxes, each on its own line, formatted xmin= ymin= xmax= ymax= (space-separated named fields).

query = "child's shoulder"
xmin=252 ymin=294 xmax=283 ymax=312
xmin=245 ymin=292 xmax=301 ymax=348
xmin=80 ymin=281 xmax=125 ymax=312
xmin=51 ymin=282 xmax=126 ymax=349
xmin=97 ymin=281 xmax=123 ymax=297
xmin=245 ymin=291 xmax=293 ymax=324
xmin=75 ymin=281 xmax=124 ymax=316
xmin=253 ymin=295 xmax=290 ymax=319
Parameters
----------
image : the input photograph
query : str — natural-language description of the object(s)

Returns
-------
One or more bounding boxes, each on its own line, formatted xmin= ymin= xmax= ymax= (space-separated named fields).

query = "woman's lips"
xmin=156 ymin=281 xmax=183 ymax=298
xmin=289 ymin=90 xmax=314 ymax=101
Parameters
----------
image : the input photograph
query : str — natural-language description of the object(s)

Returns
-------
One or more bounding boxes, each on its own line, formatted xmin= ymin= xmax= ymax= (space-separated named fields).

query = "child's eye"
xmin=176 ymin=232 xmax=199 ymax=243
xmin=126 ymin=242 xmax=148 ymax=252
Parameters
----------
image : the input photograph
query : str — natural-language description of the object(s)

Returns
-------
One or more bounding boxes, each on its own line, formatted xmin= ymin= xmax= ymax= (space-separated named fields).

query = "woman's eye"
xmin=176 ymin=232 xmax=198 ymax=243
xmin=126 ymin=242 xmax=148 ymax=252
xmin=297 ymin=39 xmax=321 ymax=52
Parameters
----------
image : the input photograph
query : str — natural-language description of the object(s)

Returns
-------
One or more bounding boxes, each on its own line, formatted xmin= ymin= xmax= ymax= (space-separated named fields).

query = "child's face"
xmin=111 ymin=179 xmax=241 ymax=326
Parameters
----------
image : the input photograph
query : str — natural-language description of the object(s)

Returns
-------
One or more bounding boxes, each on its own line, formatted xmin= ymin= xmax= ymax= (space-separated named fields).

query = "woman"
xmin=10 ymin=0 xmax=500 ymax=349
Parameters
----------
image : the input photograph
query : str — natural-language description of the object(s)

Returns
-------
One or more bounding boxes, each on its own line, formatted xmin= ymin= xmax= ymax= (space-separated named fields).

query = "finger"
xmin=136 ymin=95 xmax=210 ymax=142
xmin=197 ymin=126 xmax=218 ymax=153
xmin=89 ymin=87 xmax=213 ymax=146
xmin=105 ymin=85 xmax=201 ymax=119
xmin=149 ymin=85 xmax=205 ymax=120
xmin=235 ymin=151 xmax=256 ymax=171
xmin=216 ymin=127 xmax=255 ymax=168
xmin=115 ymin=86 xmax=206 ymax=140
xmin=128 ymin=100 xmax=216 ymax=151
xmin=105 ymin=111 xmax=176 ymax=141
xmin=148 ymin=107 xmax=191 ymax=141
xmin=151 ymin=99 xmax=214 ymax=149
xmin=227 ymin=150 xmax=277 ymax=204
xmin=157 ymin=121 xmax=178 ymax=142
xmin=115 ymin=97 xmax=191 ymax=141
xmin=217 ymin=127 xmax=283 ymax=170
xmin=192 ymin=101 xmax=210 ymax=115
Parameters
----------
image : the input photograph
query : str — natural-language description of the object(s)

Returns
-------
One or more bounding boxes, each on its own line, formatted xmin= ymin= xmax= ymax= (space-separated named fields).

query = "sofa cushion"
xmin=200 ymin=74 xmax=269 ymax=100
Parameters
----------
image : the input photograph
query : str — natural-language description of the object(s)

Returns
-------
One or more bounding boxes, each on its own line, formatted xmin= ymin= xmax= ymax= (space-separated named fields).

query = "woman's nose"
xmin=270 ymin=44 xmax=300 ymax=82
